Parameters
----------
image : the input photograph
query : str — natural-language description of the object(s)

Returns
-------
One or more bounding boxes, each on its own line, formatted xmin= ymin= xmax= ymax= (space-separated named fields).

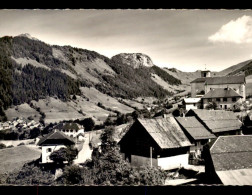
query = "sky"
xmin=0 ymin=9 xmax=252 ymax=72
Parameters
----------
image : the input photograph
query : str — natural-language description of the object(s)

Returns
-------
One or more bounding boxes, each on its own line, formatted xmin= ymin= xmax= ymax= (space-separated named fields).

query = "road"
xmin=73 ymin=134 xmax=93 ymax=164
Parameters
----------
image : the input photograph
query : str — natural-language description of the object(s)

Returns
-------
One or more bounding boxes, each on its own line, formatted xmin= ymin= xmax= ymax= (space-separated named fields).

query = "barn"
xmin=118 ymin=117 xmax=192 ymax=170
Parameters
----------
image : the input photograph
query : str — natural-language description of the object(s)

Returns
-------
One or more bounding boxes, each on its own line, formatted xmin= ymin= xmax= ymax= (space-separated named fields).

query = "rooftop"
xmin=191 ymin=75 xmax=245 ymax=84
xmin=137 ymin=117 xmax=192 ymax=149
xmin=175 ymin=116 xmax=216 ymax=141
xmin=209 ymin=135 xmax=252 ymax=185
xmin=186 ymin=109 xmax=242 ymax=133
xmin=183 ymin=98 xmax=201 ymax=103
xmin=202 ymin=88 xmax=242 ymax=99
xmin=37 ymin=130 xmax=75 ymax=146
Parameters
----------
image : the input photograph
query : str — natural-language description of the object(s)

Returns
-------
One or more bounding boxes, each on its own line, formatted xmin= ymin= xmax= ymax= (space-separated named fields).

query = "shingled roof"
xmin=186 ymin=109 xmax=242 ymax=133
xmin=137 ymin=117 xmax=192 ymax=149
xmin=175 ymin=116 xmax=216 ymax=141
xmin=202 ymin=88 xmax=242 ymax=99
xmin=210 ymin=136 xmax=252 ymax=185
xmin=37 ymin=130 xmax=75 ymax=146
xmin=191 ymin=75 xmax=245 ymax=84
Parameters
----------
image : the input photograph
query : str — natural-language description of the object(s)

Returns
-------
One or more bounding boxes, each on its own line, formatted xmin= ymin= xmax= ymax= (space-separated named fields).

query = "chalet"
xmin=118 ymin=117 xmax=193 ymax=170
xmin=182 ymin=98 xmax=201 ymax=110
xmin=37 ymin=130 xmax=75 ymax=164
xmin=54 ymin=122 xmax=84 ymax=142
xmin=204 ymin=135 xmax=252 ymax=185
xmin=201 ymin=88 xmax=242 ymax=109
xmin=186 ymin=109 xmax=242 ymax=136
xmin=175 ymin=116 xmax=216 ymax=157
xmin=190 ymin=71 xmax=246 ymax=101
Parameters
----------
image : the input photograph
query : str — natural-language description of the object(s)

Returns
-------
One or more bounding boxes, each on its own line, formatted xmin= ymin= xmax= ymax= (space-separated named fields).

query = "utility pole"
xmin=150 ymin=146 xmax=152 ymax=167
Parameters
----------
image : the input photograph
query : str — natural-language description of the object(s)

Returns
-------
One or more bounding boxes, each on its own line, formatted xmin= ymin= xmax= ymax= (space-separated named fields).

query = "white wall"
xmin=41 ymin=145 xmax=66 ymax=164
xmin=157 ymin=154 xmax=189 ymax=170
xmin=130 ymin=154 xmax=189 ymax=170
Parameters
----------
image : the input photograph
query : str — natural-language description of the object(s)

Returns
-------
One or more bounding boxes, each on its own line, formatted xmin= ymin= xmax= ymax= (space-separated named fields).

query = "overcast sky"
xmin=0 ymin=9 xmax=252 ymax=72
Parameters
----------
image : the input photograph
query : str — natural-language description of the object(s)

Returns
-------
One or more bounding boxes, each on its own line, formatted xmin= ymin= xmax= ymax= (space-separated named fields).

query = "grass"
xmin=0 ymin=145 xmax=41 ymax=175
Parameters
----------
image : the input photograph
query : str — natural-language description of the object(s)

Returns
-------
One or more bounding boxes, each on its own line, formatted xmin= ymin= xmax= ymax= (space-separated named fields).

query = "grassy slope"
xmin=0 ymin=145 xmax=41 ymax=174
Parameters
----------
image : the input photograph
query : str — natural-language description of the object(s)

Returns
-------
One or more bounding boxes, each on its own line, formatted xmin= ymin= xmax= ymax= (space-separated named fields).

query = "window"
xmin=220 ymin=105 xmax=222 ymax=108
xmin=232 ymin=97 xmax=236 ymax=102
xmin=208 ymin=98 xmax=212 ymax=102
xmin=223 ymin=98 xmax=227 ymax=102
xmin=216 ymin=98 xmax=220 ymax=102
xmin=70 ymin=130 xmax=73 ymax=133
xmin=46 ymin=148 xmax=52 ymax=153
xmin=224 ymin=105 xmax=227 ymax=109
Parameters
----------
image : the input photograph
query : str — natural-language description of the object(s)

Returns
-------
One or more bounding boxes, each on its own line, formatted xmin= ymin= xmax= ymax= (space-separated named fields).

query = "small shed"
xmin=204 ymin=135 xmax=252 ymax=185
xmin=118 ymin=117 xmax=192 ymax=170
xmin=182 ymin=98 xmax=201 ymax=110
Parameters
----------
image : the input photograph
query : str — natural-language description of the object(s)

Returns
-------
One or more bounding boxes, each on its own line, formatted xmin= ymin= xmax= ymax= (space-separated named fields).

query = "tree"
xmin=206 ymin=101 xmax=217 ymax=110
xmin=49 ymin=145 xmax=78 ymax=165
xmin=82 ymin=117 xmax=95 ymax=132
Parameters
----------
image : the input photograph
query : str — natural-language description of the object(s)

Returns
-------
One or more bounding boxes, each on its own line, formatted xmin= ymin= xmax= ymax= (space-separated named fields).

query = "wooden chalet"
xmin=118 ymin=117 xmax=192 ymax=170
xmin=186 ymin=109 xmax=242 ymax=136
xmin=204 ymin=135 xmax=252 ymax=185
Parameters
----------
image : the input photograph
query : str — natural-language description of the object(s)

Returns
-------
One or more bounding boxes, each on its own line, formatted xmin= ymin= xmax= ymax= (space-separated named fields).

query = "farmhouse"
xmin=175 ymin=116 xmax=215 ymax=157
xmin=191 ymin=72 xmax=246 ymax=101
xmin=54 ymin=122 xmax=84 ymax=142
xmin=201 ymin=88 xmax=242 ymax=109
xmin=37 ymin=130 xmax=75 ymax=164
xmin=186 ymin=109 xmax=242 ymax=136
xmin=118 ymin=117 xmax=192 ymax=170
xmin=204 ymin=135 xmax=252 ymax=185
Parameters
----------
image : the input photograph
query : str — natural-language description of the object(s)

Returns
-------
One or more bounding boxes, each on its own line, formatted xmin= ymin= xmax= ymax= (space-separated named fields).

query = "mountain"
xmin=217 ymin=59 xmax=252 ymax=76
xmin=0 ymin=34 xmax=183 ymax=124
xmin=111 ymin=53 xmax=154 ymax=68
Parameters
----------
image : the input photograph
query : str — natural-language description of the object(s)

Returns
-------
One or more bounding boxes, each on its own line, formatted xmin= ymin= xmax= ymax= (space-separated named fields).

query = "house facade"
xmin=37 ymin=130 xmax=75 ymax=164
xmin=118 ymin=117 xmax=192 ymax=170
xmin=191 ymin=71 xmax=246 ymax=101
xmin=54 ymin=122 xmax=84 ymax=142
xmin=201 ymin=88 xmax=243 ymax=109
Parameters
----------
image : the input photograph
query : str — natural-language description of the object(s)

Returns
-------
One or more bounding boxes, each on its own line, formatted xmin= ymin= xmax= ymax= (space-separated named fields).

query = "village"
xmin=1 ymin=69 xmax=252 ymax=186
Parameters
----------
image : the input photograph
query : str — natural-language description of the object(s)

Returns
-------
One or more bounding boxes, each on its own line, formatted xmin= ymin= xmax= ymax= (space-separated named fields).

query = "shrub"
xmin=0 ymin=143 xmax=6 ymax=149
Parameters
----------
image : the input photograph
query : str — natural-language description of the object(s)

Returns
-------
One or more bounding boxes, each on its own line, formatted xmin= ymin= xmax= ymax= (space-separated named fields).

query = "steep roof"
xmin=175 ymin=116 xmax=216 ymax=140
xmin=191 ymin=75 xmax=245 ymax=84
xmin=186 ymin=109 xmax=242 ymax=133
xmin=209 ymin=136 xmax=252 ymax=185
xmin=37 ymin=130 xmax=75 ymax=146
xmin=202 ymin=88 xmax=242 ymax=99
xmin=137 ymin=117 xmax=192 ymax=149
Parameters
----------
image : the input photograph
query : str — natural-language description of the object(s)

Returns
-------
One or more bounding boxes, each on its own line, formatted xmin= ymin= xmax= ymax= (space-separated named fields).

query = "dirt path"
xmin=73 ymin=134 xmax=93 ymax=164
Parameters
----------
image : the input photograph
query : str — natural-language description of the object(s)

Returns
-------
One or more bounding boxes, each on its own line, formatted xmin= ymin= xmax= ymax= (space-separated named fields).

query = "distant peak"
xmin=17 ymin=33 xmax=39 ymax=41
xmin=111 ymin=53 xmax=154 ymax=68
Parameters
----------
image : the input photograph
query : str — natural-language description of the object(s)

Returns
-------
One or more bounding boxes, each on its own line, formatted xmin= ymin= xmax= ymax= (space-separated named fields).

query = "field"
xmin=0 ymin=145 xmax=41 ymax=175
xmin=5 ymin=103 xmax=41 ymax=122
xmin=80 ymin=87 xmax=134 ymax=114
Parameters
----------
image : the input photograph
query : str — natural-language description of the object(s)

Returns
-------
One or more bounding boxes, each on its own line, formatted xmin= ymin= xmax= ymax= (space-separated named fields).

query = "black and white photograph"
xmin=0 ymin=9 xmax=252 ymax=188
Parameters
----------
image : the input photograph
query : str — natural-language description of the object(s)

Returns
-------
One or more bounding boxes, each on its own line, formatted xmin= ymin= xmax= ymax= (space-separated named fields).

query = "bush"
xmin=0 ymin=143 xmax=6 ymax=149
xmin=17 ymin=142 xmax=25 ymax=146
